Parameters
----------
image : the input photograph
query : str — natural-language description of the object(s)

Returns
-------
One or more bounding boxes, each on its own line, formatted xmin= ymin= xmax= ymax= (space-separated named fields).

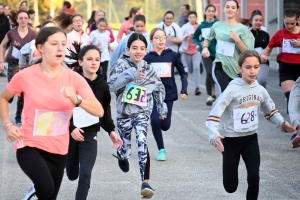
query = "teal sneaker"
xmin=156 ymin=149 xmax=166 ymax=161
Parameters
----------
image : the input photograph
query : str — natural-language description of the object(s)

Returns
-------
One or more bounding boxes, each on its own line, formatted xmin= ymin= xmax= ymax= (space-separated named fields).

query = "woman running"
xmin=144 ymin=28 xmax=188 ymax=161
xmin=108 ymin=33 xmax=167 ymax=198
xmin=206 ymin=50 xmax=295 ymax=200
xmin=110 ymin=14 xmax=152 ymax=69
xmin=202 ymin=0 xmax=254 ymax=93
xmin=65 ymin=44 xmax=122 ymax=200
xmin=193 ymin=4 xmax=218 ymax=105
xmin=180 ymin=11 xmax=202 ymax=95
xmin=249 ymin=10 xmax=270 ymax=88
xmin=0 ymin=27 xmax=104 ymax=200
xmin=156 ymin=11 xmax=183 ymax=53
xmin=0 ymin=10 xmax=36 ymax=125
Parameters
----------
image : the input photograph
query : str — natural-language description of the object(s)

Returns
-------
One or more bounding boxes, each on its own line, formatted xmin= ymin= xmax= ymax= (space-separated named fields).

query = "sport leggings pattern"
xmin=117 ymin=114 xmax=150 ymax=181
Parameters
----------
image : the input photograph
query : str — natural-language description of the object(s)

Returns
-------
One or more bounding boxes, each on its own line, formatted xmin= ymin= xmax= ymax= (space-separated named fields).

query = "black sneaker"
xmin=112 ymin=152 xmax=130 ymax=172
xmin=0 ymin=72 xmax=6 ymax=77
xmin=141 ymin=182 xmax=154 ymax=198
xmin=22 ymin=184 xmax=37 ymax=200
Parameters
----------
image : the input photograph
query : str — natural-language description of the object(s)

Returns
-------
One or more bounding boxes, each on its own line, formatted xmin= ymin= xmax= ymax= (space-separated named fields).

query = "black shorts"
xmin=279 ymin=61 xmax=300 ymax=85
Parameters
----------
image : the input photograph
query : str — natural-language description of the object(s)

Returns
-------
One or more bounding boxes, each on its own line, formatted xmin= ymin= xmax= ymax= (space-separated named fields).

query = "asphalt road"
xmin=0 ymin=63 xmax=300 ymax=200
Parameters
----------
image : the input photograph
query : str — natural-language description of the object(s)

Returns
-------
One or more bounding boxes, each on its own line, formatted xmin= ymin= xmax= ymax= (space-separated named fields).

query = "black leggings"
xmin=202 ymin=56 xmax=215 ymax=96
xmin=101 ymin=61 xmax=108 ymax=81
xmin=222 ymin=134 xmax=260 ymax=200
xmin=213 ymin=62 xmax=232 ymax=93
xmin=66 ymin=131 xmax=98 ymax=200
xmin=17 ymin=147 xmax=66 ymax=200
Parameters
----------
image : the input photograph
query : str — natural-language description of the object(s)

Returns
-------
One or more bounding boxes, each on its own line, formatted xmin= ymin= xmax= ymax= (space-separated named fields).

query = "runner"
xmin=0 ymin=27 xmax=103 ymax=200
xmin=110 ymin=14 xmax=152 ymax=69
xmin=249 ymin=10 xmax=270 ymax=88
xmin=117 ymin=7 xmax=140 ymax=43
xmin=53 ymin=12 xmax=73 ymax=34
xmin=0 ymin=3 xmax=10 ymax=78
xmin=89 ymin=18 xmax=111 ymax=81
xmin=144 ymin=28 xmax=188 ymax=161
xmin=108 ymin=33 xmax=167 ymax=198
xmin=193 ymin=4 xmax=218 ymax=105
xmin=202 ymin=0 xmax=254 ymax=93
xmin=86 ymin=10 xmax=95 ymax=33
xmin=178 ymin=4 xmax=190 ymax=27
xmin=260 ymin=8 xmax=300 ymax=147
xmin=206 ymin=50 xmax=295 ymax=200
xmin=180 ymin=11 xmax=201 ymax=95
xmin=65 ymin=43 xmax=123 ymax=200
xmin=0 ymin=10 xmax=36 ymax=125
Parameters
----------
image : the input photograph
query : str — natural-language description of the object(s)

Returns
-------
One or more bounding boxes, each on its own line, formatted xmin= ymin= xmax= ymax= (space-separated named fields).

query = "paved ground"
xmin=1 ymin=63 xmax=300 ymax=200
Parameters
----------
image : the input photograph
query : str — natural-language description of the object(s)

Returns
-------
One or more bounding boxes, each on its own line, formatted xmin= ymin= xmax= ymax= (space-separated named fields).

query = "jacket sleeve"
xmin=206 ymin=88 xmax=233 ymax=146
xmin=69 ymin=118 xmax=77 ymax=134
xmin=261 ymin=88 xmax=286 ymax=131
xmin=241 ymin=27 xmax=255 ymax=50
xmin=151 ymin=71 xmax=168 ymax=118
xmin=107 ymin=61 xmax=139 ymax=92
xmin=289 ymin=77 xmax=300 ymax=128
xmin=117 ymin=24 xmax=125 ymax=43
xmin=100 ymin=85 xmax=115 ymax=134
xmin=174 ymin=53 xmax=188 ymax=95
xmin=108 ymin=27 xmax=115 ymax=43
xmin=193 ymin=25 xmax=202 ymax=46
xmin=109 ymin=39 xmax=125 ymax=69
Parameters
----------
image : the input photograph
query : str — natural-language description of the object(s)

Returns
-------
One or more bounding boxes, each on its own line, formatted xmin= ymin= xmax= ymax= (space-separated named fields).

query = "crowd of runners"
xmin=0 ymin=0 xmax=299 ymax=199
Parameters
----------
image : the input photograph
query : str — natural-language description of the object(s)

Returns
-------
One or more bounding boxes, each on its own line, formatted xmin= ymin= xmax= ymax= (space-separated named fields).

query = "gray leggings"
xmin=182 ymin=52 xmax=201 ymax=88
xmin=257 ymin=63 xmax=269 ymax=88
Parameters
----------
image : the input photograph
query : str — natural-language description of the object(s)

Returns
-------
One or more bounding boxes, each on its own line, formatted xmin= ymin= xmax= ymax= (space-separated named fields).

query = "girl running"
xmin=193 ymin=4 xmax=218 ymax=105
xmin=0 ymin=27 xmax=104 ymax=200
xmin=89 ymin=18 xmax=111 ymax=81
xmin=110 ymin=14 xmax=152 ymax=69
xmin=65 ymin=44 xmax=123 ymax=200
xmin=249 ymin=10 xmax=270 ymax=88
xmin=144 ymin=28 xmax=188 ymax=161
xmin=202 ymin=0 xmax=254 ymax=93
xmin=180 ymin=11 xmax=201 ymax=95
xmin=108 ymin=33 xmax=167 ymax=198
xmin=0 ymin=10 xmax=36 ymax=125
xmin=206 ymin=50 xmax=295 ymax=200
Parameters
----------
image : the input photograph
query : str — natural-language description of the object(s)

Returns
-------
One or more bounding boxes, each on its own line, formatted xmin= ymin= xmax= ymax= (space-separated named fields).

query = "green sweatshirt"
xmin=205 ymin=21 xmax=254 ymax=79
xmin=193 ymin=18 xmax=218 ymax=57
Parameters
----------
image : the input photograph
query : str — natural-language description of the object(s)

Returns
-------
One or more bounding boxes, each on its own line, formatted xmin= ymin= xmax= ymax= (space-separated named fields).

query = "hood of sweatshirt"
xmin=228 ymin=78 xmax=259 ymax=88
xmin=147 ymin=48 xmax=173 ymax=57
xmin=202 ymin=18 xmax=218 ymax=25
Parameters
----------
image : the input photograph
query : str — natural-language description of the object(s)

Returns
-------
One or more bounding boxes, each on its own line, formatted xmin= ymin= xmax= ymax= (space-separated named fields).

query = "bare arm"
xmin=0 ymin=88 xmax=15 ymax=126
xmin=202 ymin=39 xmax=211 ymax=48
xmin=0 ymin=35 xmax=10 ymax=71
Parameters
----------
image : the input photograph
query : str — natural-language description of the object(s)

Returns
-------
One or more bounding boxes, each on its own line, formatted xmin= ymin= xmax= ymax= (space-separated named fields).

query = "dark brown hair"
xmin=10 ymin=10 xmax=29 ymax=27
xmin=149 ymin=28 xmax=166 ymax=40
xmin=238 ymin=50 xmax=261 ymax=67
xmin=284 ymin=8 xmax=300 ymax=19
xmin=204 ymin=4 xmax=216 ymax=20
xmin=125 ymin=7 xmax=140 ymax=20
xmin=225 ymin=0 xmax=239 ymax=9
xmin=53 ymin=11 xmax=72 ymax=30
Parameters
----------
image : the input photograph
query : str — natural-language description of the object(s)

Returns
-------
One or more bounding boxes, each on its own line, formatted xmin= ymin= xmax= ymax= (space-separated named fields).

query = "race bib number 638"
xmin=233 ymin=105 xmax=258 ymax=130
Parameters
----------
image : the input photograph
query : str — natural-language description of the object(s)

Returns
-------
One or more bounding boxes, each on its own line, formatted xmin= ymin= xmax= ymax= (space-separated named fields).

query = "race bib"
xmin=151 ymin=62 xmax=172 ymax=77
xmin=217 ymin=40 xmax=235 ymax=57
xmin=201 ymin=28 xmax=211 ymax=38
xmin=33 ymin=110 xmax=72 ymax=136
xmin=282 ymin=39 xmax=300 ymax=54
xmin=73 ymin=107 xmax=99 ymax=128
xmin=233 ymin=105 xmax=259 ymax=130
xmin=254 ymin=47 xmax=264 ymax=55
xmin=122 ymin=83 xmax=147 ymax=107
xmin=12 ymin=47 xmax=20 ymax=59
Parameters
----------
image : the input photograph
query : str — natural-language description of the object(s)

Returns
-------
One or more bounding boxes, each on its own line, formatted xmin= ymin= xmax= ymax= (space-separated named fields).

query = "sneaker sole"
xmin=195 ymin=92 xmax=201 ymax=95
xmin=292 ymin=136 xmax=300 ymax=148
xmin=141 ymin=188 xmax=154 ymax=198
xmin=156 ymin=158 xmax=166 ymax=161
xmin=206 ymin=100 xmax=213 ymax=106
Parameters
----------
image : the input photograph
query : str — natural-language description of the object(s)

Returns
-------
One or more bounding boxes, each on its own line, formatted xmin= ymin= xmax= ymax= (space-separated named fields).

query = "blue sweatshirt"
xmin=144 ymin=48 xmax=188 ymax=101
xmin=109 ymin=31 xmax=152 ymax=69
xmin=193 ymin=18 xmax=218 ymax=58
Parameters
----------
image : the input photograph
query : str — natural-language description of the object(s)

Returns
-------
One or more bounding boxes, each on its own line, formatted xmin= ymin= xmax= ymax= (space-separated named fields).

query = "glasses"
xmin=73 ymin=19 xmax=83 ymax=24
xmin=153 ymin=36 xmax=167 ymax=40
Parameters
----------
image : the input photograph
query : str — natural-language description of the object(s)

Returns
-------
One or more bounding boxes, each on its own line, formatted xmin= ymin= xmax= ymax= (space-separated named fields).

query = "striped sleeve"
xmin=265 ymin=109 xmax=279 ymax=120
xmin=207 ymin=115 xmax=221 ymax=123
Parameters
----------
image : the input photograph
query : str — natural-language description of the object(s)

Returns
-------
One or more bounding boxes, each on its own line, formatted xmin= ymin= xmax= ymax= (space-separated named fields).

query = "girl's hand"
xmin=97 ymin=42 xmax=102 ymax=47
xmin=0 ymin=62 xmax=5 ymax=71
xmin=181 ymin=94 xmax=188 ymax=100
xmin=71 ymin=128 xmax=84 ymax=141
xmin=260 ymin=54 xmax=268 ymax=63
xmin=290 ymin=39 xmax=300 ymax=47
xmin=215 ymin=135 xmax=225 ymax=152
xmin=202 ymin=47 xmax=210 ymax=58
xmin=109 ymin=131 xmax=123 ymax=149
xmin=139 ymin=68 xmax=145 ymax=79
xmin=62 ymin=87 xmax=78 ymax=105
xmin=282 ymin=121 xmax=296 ymax=133
xmin=5 ymin=124 xmax=22 ymax=142
xmin=159 ymin=116 xmax=165 ymax=120
xmin=229 ymin=30 xmax=240 ymax=42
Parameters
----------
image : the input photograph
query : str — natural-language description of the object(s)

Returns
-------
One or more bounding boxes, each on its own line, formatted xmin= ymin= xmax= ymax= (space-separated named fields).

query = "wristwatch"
xmin=75 ymin=95 xmax=82 ymax=107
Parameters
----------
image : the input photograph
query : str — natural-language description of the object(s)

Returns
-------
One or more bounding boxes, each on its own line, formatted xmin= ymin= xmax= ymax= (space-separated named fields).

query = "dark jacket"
xmin=144 ymin=48 xmax=188 ymax=101
xmin=0 ymin=14 xmax=10 ymax=43
xmin=69 ymin=74 xmax=115 ymax=134
xmin=250 ymin=29 xmax=270 ymax=65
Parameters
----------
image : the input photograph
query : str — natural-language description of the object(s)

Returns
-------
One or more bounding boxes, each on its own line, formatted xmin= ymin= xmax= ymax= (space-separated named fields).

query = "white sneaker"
xmin=22 ymin=184 xmax=37 ymax=200
xmin=206 ymin=96 xmax=214 ymax=106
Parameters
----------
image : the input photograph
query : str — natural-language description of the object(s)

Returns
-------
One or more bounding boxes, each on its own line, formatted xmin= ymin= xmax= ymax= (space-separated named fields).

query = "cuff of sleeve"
xmin=292 ymin=120 xmax=300 ymax=129
xmin=209 ymin=133 xmax=219 ymax=146
xmin=181 ymin=88 xmax=188 ymax=95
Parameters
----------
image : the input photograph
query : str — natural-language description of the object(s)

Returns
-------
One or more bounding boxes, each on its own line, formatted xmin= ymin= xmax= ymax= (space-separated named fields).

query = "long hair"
xmin=10 ymin=10 xmax=29 ymax=27
xmin=53 ymin=11 xmax=72 ymax=30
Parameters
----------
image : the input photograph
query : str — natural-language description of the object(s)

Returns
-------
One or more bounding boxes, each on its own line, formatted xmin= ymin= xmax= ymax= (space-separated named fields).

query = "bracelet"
xmin=203 ymin=46 xmax=208 ymax=49
xmin=3 ymin=122 xmax=13 ymax=130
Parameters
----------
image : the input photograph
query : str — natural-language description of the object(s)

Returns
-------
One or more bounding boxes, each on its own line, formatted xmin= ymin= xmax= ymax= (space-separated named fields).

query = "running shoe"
xmin=206 ymin=96 xmax=214 ymax=106
xmin=141 ymin=182 xmax=154 ymax=198
xmin=0 ymin=72 xmax=6 ymax=77
xmin=156 ymin=149 xmax=166 ymax=161
xmin=22 ymin=184 xmax=37 ymax=200
xmin=112 ymin=152 xmax=130 ymax=172
xmin=212 ymin=95 xmax=217 ymax=102
xmin=291 ymin=134 xmax=300 ymax=148
xmin=15 ymin=116 xmax=22 ymax=125
xmin=195 ymin=88 xmax=201 ymax=95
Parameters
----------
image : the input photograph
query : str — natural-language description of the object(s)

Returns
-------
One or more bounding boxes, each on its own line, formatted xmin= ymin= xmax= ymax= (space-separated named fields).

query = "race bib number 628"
xmin=233 ymin=105 xmax=258 ymax=130
xmin=122 ymin=83 xmax=147 ymax=107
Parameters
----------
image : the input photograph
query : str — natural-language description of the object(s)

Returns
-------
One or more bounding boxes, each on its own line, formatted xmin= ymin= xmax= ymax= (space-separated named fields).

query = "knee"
xmin=36 ymin=182 xmax=55 ymax=199
xmin=161 ymin=122 xmax=171 ymax=131
xmin=151 ymin=117 xmax=161 ymax=127
xmin=66 ymin=170 xmax=79 ymax=181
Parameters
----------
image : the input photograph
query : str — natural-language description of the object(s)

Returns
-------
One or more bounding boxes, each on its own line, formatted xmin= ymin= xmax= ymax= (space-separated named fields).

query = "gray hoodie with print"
xmin=108 ymin=57 xmax=168 ymax=119
xmin=206 ymin=78 xmax=287 ymax=146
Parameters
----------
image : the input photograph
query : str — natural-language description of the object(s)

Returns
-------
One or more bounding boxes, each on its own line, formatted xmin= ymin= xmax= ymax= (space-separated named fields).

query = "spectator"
xmin=19 ymin=1 xmax=28 ymax=11
xmin=178 ymin=4 xmax=190 ymax=27
xmin=62 ymin=1 xmax=76 ymax=15
xmin=4 ymin=5 xmax=10 ymax=16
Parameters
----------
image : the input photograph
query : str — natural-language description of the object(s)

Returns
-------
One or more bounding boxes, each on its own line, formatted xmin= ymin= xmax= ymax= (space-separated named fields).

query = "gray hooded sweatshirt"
xmin=289 ymin=77 xmax=300 ymax=128
xmin=206 ymin=78 xmax=286 ymax=146
xmin=108 ymin=57 xmax=168 ymax=119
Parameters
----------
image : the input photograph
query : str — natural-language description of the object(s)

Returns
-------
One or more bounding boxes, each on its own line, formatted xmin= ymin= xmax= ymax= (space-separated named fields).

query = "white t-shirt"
xmin=89 ymin=30 xmax=110 ymax=62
